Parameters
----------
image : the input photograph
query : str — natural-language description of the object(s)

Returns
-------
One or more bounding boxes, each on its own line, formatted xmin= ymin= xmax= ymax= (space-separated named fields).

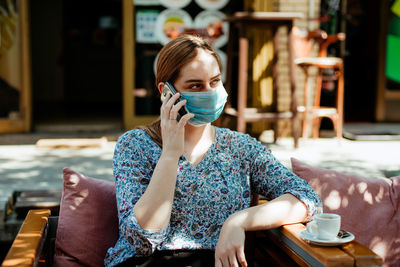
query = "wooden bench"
xmin=1 ymin=209 xmax=383 ymax=267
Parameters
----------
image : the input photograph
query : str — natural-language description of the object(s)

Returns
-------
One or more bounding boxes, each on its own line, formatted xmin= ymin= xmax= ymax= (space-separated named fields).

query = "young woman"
xmin=105 ymin=35 xmax=322 ymax=267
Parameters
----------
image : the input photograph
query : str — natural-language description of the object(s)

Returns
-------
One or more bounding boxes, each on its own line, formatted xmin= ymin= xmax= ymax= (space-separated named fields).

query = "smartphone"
xmin=160 ymin=81 xmax=188 ymax=121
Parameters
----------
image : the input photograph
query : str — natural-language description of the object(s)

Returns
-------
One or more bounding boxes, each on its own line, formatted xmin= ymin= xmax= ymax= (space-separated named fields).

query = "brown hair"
xmin=137 ymin=35 xmax=222 ymax=147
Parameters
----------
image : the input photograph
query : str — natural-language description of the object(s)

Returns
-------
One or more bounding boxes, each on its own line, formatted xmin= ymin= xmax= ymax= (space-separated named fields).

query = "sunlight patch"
xmin=324 ymin=190 xmax=341 ymax=210
xmin=341 ymin=196 xmax=349 ymax=208
xmin=70 ymin=174 xmax=80 ymax=187
xmin=363 ymin=190 xmax=373 ymax=204
xmin=357 ymin=182 xmax=368 ymax=193
xmin=374 ymin=186 xmax=385 ymax=203
xmin=370 ymin=236 xmax=388 ymax=259
xmin=348 ymin=184 xmax=355 ymax=195
xmin=71 ymin=189 xmax=89 ymax=209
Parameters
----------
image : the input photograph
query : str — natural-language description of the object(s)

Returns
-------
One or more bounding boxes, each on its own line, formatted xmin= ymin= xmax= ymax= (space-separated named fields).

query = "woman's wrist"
xmin=160 ymin=151 xmax=181 ymax=162
xmin=225 ymin=211 xmax=247 ymax=230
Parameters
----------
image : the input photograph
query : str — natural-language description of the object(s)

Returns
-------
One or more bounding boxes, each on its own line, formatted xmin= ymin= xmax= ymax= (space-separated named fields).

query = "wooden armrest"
xmin=2 ymin=209 xmax=51 ymax=267
xmin=264 ymin=223 xmax=383 ymax=267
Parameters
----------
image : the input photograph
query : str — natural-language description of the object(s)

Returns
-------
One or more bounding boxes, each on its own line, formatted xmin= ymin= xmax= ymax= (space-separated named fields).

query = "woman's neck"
xmin=183 ymin=123 xmax=215 ymax=165
xmin=184 ymin=123 xmax=213 ymax=144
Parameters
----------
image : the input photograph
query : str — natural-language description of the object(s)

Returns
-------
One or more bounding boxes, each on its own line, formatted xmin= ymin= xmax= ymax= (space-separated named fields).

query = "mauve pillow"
xmin=291 ymin=158 xmax=400 ymax=267
xmin=54 ymin=168 xmax=119 ymax=267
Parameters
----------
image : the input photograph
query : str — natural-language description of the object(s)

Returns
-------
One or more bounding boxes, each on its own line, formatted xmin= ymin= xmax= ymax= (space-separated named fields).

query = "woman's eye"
xmin=211 ymin=78 xmax=221 ymax=86
xmin=190 ymin=84 xmax=201 ymax=90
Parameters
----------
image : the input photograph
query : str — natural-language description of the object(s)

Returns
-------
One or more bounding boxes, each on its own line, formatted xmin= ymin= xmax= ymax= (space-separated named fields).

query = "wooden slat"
xmin=2 ymin=209 xmax=51 ymax=267
xmin=341 ymin=241 xmax=383 ymax=266
xmin=124 ymin=116 xmax=160 ymax=130
xmin=385 ymin=90 xmax=400 ymax=100
xmin=224 ymin=107 xmax=294 ymax=121
xmin=35 ymin=137 xmax=107 ymax=149
xmin=0 ymin=119 xmax=26 ymax=134
xmin=228 ymin=12 xmax=304 ymax=22
xmin=122 ymin=0 xmax=135 ymax=130
xmin=281 ymin=224 xmax=354 ymax=267
xmin=375 ymin=0 xmax=389 ymax=121
xmin=20 ymin=0 xmax=32 ymax=132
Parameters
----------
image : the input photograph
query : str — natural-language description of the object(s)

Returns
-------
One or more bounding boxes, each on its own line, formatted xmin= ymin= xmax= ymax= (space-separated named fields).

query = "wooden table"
xmin=224 ymin=12 xmax=303 ymax=147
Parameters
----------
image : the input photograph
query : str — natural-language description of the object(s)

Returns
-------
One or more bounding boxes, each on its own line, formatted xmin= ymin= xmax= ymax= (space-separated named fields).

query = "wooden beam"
xmin=125 ymin=115 xmax=159 ymax=130
xmin=20 ymin=0 xmax=32 ymax=132
xmin=385 ymin=90 xmax=400 ymax=100
xmin=375 ymin=0 xmax=389 ymax=121
xmin=0 ymin=119 xmax=26 ymax=133
xmin=35 ymin=137 xmax=108 ymax=149
xmin=341 ymin=241 xmax=383 ymax=266
xmin=1 ymin=209 xmax=51 ymax=267
xmin=122 ymin=0 xmax=135 ymax=130
xmin=279 ymin=224 xmax=354 ymax=266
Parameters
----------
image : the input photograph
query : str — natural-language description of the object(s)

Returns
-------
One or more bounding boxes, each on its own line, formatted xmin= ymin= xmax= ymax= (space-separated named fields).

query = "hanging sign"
xmin=155 ymin=9 xmax=193 ymax=45
xmin=160 ymin=0 xmax=191 ymax=9
xmin=194 ymin=10 xmax=228 ymax=48
xmin=136 ymin=10 xmax=159 ymax=43
xmin=194 ymin=0 xmax=229 ymax=10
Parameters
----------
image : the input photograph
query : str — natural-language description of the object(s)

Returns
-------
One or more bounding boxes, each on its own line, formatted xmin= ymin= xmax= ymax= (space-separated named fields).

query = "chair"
xmin=291 ymin=27 xmax=346 ymax=138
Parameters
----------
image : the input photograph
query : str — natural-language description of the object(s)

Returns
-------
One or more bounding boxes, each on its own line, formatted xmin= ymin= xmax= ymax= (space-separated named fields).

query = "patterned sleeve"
xmin=245 ymin=135 xmax=322 ymax=221
xmin=113 ymin=130 xmax=169 ymax=256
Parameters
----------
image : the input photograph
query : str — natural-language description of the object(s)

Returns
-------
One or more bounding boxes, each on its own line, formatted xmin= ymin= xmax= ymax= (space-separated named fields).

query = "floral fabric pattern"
xmin=104 ymin=127 xmax=322 ymax=266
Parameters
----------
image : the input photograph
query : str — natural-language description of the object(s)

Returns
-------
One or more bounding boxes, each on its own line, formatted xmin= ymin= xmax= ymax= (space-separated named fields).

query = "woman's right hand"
xmin=160 ymin=92 xmax=194 ymax=158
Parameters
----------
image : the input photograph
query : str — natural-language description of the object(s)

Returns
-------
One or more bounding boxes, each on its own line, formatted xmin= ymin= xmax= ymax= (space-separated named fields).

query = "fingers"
xmin=229 ymin=254 xmax=239 ymax=267
xmin=220 ymin=257 xmax=230 ymax=267
xmin=160 ymin=93 xmax=171 ymax=120
xmin=236 ymin=248 xmax=248 ymax=267
xmin=160 ymin=93 xmax=180 ymax=120
xmin=177 ymin=112 xmax=194 ymax=127
xmin=215 ymin=248 xmax=247 ymax=267
xmin=215 ymin=259 xmax=222 ymax=267
xmin=161 ymin=93 xmax=194 ymax=125
xmin=170 ymin=99 xmax=186 ymax=120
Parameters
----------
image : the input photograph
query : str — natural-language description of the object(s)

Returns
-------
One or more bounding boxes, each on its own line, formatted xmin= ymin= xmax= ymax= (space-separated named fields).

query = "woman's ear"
xmin=157 ymin=82 xmax=165 ymax=94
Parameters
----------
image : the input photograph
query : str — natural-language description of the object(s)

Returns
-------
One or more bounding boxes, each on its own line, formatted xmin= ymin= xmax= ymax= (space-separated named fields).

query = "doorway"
xmin=30 ymin=0 xmax=123 ymax=131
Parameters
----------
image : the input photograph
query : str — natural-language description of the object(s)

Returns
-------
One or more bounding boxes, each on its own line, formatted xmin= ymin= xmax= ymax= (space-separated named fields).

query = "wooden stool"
xmin=292 ymin=27 xmax=345 ymax=138
xmin=223 ymin=12 xmax=303 ymax=148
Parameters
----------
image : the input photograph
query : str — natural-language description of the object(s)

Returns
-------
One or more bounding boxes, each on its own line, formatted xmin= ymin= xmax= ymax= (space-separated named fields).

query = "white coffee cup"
xmin=306 ymin=213 xmax=341 ymax=240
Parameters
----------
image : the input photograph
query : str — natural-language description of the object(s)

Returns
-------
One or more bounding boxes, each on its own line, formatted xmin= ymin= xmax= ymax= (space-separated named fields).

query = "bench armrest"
xmin=262 ymin=223 xmax=383 ymax=267
xmin=2 ymin=209 xmax=51 ymax=267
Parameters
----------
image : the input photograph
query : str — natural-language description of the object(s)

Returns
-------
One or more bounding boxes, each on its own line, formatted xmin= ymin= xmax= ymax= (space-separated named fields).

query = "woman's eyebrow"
xmin=184 ymin=79 xmax=203 ymax=84
xmin=183 ymin=74 xmax=221 ymax=84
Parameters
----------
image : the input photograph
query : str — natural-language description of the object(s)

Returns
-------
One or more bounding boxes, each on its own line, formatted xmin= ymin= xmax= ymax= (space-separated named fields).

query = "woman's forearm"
xmin=226 ymin=193 xmax=308 ymax=231
xmin=133 ymin=152 xmax=180 ymax=230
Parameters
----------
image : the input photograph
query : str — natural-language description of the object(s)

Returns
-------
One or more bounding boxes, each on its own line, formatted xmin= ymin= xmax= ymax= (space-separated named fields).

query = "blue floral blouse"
xmin=104 ymin=127 xmax=322 ymax=266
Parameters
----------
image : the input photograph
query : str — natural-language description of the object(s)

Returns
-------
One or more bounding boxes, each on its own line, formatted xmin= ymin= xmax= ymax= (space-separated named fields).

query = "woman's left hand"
xmin=215 ymin=218 xmax=248 ymax=267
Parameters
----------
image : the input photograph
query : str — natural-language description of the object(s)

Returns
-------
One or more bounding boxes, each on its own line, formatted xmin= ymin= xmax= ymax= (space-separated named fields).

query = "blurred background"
xmin=0 ymin=0 xmax=400 ymax=263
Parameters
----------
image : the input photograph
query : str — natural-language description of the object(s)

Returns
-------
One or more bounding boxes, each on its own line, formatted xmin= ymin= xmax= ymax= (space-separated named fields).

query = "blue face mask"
xmin=180 ymin=85 xmax=228 ymax=126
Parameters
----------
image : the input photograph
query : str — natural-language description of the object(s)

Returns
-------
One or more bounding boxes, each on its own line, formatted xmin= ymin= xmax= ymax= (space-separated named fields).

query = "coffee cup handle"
xmin=306 ymin=220 xmax=319 ymax=237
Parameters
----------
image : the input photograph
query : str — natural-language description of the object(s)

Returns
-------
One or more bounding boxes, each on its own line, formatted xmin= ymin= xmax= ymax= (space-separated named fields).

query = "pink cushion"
xmin=54 ymin=168 xmax=119 ymax=267
xmin=291 ymin=158 xmax=400 ymax=267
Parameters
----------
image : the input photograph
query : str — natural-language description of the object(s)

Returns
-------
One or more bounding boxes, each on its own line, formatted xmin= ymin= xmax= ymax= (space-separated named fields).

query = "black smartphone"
xmin=160 ymin=81 xmax=188 ymax=121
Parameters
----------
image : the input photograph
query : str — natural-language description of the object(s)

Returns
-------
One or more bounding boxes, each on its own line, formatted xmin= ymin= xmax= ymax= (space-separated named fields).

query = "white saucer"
xmin=300 ymin=230 xmax=355 ymax=246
